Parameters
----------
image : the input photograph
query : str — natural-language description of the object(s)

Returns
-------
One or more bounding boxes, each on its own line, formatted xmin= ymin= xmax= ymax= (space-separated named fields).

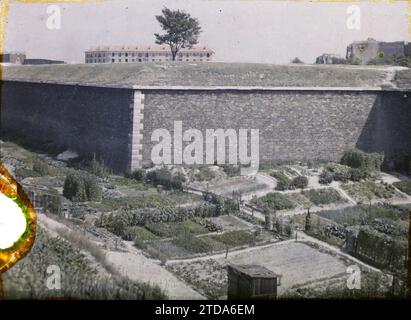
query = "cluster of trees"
xmin=63 ymin=173 xmax=102 ymax=202
xmin=271 ymin=171 xmax=308 ymax=191
xmin=127 ymin=167 xmax=186 ymax=191
xmin=319 ymin=148 xmax=383 ymax=185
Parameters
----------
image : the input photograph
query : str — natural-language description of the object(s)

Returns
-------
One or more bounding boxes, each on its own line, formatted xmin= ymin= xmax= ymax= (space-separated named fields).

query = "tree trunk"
xmin=171 ymin=49 xmax=177 ymax=61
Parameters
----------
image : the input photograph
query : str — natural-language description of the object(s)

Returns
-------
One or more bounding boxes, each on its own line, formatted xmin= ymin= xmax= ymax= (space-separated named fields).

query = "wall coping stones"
xmin=2 ymin=79 xmax=410 ymax=92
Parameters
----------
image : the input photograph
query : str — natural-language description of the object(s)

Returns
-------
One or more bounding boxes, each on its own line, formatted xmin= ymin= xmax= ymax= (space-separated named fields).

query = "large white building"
xmin=85 ymin=45 xmax=214 ymax=64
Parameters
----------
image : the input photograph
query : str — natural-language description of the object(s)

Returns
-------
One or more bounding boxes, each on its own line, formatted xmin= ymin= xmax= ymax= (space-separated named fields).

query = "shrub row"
xmin=340 ymin=148 xmax=384 ymax=172
xmin=319 ymin=163 xmax=369 ymax=184
xmin=271 ymin=171 xmax=308 ymax=190
xmin=97 ymin=204 xmax=223 ymax=239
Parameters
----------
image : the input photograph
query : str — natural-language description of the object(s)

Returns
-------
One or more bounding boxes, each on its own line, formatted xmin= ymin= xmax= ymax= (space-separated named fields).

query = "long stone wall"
xmin=1 ymin=81 xmax=410 ymax=172
xmin=141 ymin=90 xmax=411 ymax=166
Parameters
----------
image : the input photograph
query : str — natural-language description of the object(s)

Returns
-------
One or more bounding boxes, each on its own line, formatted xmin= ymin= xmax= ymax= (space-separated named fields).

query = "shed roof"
xmin=228 ymin=264 xmax=280 ymax=279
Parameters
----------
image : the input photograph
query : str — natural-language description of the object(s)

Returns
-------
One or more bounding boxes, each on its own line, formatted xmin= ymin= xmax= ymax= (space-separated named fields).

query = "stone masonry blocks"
xmin=128 ymin=90 xmax=145 ymax=171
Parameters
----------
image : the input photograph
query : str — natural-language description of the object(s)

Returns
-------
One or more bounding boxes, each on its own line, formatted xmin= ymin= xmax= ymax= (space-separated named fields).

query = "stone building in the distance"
xmin=0 ymin=52 xmax=26 ymax=65
xmin=346 ymin=38 xmax=411 ymax=64
xmin=85 ymin=45 xmax=214 ymax=64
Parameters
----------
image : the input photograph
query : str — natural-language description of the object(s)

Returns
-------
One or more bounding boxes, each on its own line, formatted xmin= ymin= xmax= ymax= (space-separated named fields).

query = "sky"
xmin=3 ymin=0 xmax=410 ymax=64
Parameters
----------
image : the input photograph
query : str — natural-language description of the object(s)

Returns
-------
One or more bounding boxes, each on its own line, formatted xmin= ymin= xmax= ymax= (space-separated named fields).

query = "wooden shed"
xmin=227 ymin=264 xmax=281 ymax=300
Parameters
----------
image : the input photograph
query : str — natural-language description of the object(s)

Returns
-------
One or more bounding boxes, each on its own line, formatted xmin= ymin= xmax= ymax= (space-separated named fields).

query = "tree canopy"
xmin=154 ymin=7 xmax=202 ymax=61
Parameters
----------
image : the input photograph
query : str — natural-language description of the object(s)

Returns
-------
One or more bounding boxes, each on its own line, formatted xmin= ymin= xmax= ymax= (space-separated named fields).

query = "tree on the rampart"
xmin=154 ymin=7 xmax=202 ymax=61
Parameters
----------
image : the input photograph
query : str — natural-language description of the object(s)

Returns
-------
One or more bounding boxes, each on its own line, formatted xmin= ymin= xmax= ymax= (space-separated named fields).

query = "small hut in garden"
xmin=227 ymin=264 xmax=281 ymax=300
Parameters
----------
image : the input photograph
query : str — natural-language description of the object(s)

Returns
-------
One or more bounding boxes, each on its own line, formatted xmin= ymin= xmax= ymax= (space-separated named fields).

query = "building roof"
xmin=86 ymin=45 xmax=213 ymax=53
xmin=1 ymin=62 xmax=409 ymax=90
xmin=228 ymin=264 xmax=280 ymax=279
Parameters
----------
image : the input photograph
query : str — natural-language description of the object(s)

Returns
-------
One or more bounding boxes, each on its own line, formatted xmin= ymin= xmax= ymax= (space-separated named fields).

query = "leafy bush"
xmin=84 ymin=175 xmax=102 ymax=201
xmin=271 ymin=171 xmax=292 ymax=190
xmin=89 ymin=154 xmax=110 ymax=178
xmin=195 ymin=166 xmax=216 ymax=181
xmin=63 ymin=173 xmax=88 ymax=202
xmin=292 ymin=176 xmax=308 ymax=189
xmin=146 ymin=168 xmax=185 ymax=191
xmin=203 ymin=192 xmax=239 ymax=215
xmin=303 ymin=188 xmax=343 ymax=205
xmin=221 ymin=164 xmax=240 ymax=177
xmin=326 ymin=163 xmax=352 ymax=182
xmin=349 ymin=168 xmax=369 ymax=182
xmin=341 ymin=148 xmax=384 ymax=172
xmin=251 ymin=192 xmax=295 ymax=210
xmin=324 ymin=163 xmax=369 ymax=183
xmin=291 ymin=57 xmax=303 ymax=64
xmin=192 ymin=217 xmax=223 ymax=233
xmin=319 ymin=170 xmax=334 ymax=185
xmin=126 ymin=169 xmax=146 ymax=181
xmin=32 ymin=158 xmax=51 ymax=176
xmin=63 ymin=173 xmax=102 ymax=202
xmin=393 ymin=181 xmax=411 ymax=195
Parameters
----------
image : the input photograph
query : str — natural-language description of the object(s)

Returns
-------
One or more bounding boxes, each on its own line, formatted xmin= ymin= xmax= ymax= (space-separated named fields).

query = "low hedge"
xmin=393 ymin=181 xmax=411 ymax=195
xmin=341 ymin=148 xmax=384 ymax=172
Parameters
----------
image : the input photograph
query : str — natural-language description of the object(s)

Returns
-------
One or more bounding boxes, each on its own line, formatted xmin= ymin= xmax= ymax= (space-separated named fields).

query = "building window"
xmin=112 ymin=53 xmax=115 ymax=57
xmin=138 ymin=59 xmax=142 ymax=62
xmin=119 ymin=59 xmax=122 ymax=62
xmin=207 ymin=53 xmax=210 ymax=58
xmin=112 ymin=59 xmax=115 ymax=63
xmin=145 ymin=53 xmax=149 ymax=57
xmin=125 ymin=53 xmax=128 ymax=57
xmin=125 ymin=59 xmax=128 ymax=62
